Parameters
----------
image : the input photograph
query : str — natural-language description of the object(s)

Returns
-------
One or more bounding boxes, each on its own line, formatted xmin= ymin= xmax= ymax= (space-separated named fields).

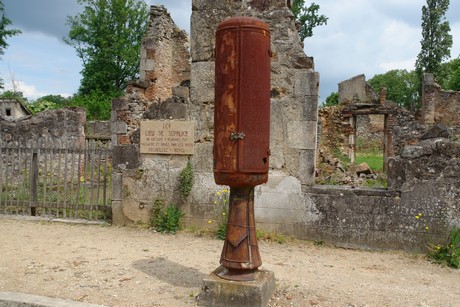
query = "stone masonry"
xmin=111 ymin=2 xmax=459 ymax=252
xmin=112 ymin=1 xmax=320 ymax=228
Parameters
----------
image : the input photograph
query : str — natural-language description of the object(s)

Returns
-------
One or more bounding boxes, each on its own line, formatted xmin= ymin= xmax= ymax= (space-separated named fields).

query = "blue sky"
xmin=1 ymin=0 xmax=459 ymax=102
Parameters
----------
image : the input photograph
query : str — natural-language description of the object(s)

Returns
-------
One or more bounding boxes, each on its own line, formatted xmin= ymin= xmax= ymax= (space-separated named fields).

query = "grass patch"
xmin=355 ymin=152 xmax=384 ymax=172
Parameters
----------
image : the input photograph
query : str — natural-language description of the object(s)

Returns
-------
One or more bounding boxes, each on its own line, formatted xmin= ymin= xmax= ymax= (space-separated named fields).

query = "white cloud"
xmin=3 ymin=80 xmax=46 ymax=101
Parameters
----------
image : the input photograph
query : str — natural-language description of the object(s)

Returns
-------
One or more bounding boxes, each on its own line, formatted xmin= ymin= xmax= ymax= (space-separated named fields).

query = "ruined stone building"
xmin=0 ymin=98 xmax=32 ymax=121
xmin=110 ymin=1 xmax=459 ymax=251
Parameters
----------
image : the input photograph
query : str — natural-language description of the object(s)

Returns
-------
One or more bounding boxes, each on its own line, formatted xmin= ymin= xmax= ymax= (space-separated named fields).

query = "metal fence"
xmin=0 ymin=139 xmax=112 ymax=221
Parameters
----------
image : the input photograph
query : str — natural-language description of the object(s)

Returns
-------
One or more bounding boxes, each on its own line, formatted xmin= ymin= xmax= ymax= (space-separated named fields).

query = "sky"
xmin=1 ymin=0 xmax=459 ymax=102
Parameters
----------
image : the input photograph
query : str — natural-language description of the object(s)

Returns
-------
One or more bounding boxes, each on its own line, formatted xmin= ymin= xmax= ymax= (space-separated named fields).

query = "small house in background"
xmin=0 ymin=98 xmax=32 ymax=121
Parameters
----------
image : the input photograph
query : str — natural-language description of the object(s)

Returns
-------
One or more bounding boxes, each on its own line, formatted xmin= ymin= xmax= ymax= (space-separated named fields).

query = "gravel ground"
xmin=0 ymin=216 xmax=459 ymax=306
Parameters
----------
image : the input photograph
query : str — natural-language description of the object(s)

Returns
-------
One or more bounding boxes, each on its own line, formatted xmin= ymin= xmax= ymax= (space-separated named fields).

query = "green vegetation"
xmin=355 ymin=153 xmax=383 ymax=172
xmin=211 ymin=189 xmax=229 ymax=240
xmin=322 ymin=92 xmax=339 ymax=107
xmin=65 ymin=0 xmax=149 ymax=95
xmin=416 ymin=0 xmax=452 ymax=86
xmin=149 ymin=199 xmax=184 ymax=234
xmin=0 ymin=0 xmax=21 ymax=89
xmin=179 ymin=161 xmax=194 ymax=200
xmin=356 ymin=138 xmax=384 ymax=172
xmin=427 ymin=227 xmax=460 ymax=269
xmin=368 ymin=69 xmax=420 ymax=111
xmin=256 ymin=229 xmax=291 ymax=244
xmin=290 ymin=0 xmax=328 ymax=42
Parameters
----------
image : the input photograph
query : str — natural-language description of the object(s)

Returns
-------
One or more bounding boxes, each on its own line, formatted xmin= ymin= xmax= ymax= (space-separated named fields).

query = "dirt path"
xmin=0 ymin=216 xmax=459 ymax=306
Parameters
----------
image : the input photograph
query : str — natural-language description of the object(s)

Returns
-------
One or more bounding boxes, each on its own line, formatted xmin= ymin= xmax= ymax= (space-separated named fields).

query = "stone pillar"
xmin=140 ymin=5 xmax=190 ymax=101
xmin=420 ymin=73 xmax=438 ymax=125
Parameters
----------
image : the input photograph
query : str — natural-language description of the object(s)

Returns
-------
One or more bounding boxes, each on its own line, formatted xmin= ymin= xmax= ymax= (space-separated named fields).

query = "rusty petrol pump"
xmin=213 ymin=17 xmax=271 ymax=281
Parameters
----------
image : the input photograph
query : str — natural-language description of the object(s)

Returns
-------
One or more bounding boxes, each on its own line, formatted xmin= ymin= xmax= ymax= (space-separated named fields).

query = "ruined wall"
xmin=421 ymin=73 xmax=460 ymax=125
xmin=139 ymin=6 xmax=190 ymax=102
xmin=110 ymin=3 xmax=459 ymax=253
xmin=111 ymin=6 xmax=192 ymax=225
xmin=111 ymin=1 xmax=320 ymax=228
xmin=0 ymin=108 xmax=86 ymax=148
xmin=186 ymin=0 xmax=320 ymax=226
xmin=338 ymin=74 xmax=378 ymax=104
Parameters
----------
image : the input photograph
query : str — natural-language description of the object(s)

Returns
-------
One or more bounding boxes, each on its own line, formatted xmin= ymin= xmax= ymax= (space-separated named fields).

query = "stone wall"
xmin=186 ymin=0 xmax=319 ymax=226
xmin=0 ymin=108 xmax=86 ymax=148
xmin=420 ymin=73 xmax=460 ymax=126
xmin=338 ymin=74 xmax=378 ymax=104
xmin=111 ymin=6 xmax=192 ymax=225
xmin=112 ymin=2 xmax=320 ymax=227
xmin=110 ymin=3 xmax=459 ymax=252
xmin=140 ymin=6 xmax=190 ymax=101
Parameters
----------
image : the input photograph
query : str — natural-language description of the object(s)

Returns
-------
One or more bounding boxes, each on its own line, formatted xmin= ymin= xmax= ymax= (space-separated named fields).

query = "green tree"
xmin=65 ymin=0 xmax=149 ymax=95
xmin=0 ymin=0 xmax=21 ymax=89
xmin=0 ymin=0 xmax=21 ymax=57
xmin=439 ymin=56 xmax=460 ymax=90
xmin=71 ymin=89 xmax=119 ymax=120
xmin=368 ymin=69 xmax=420 ymax=110
xmin=415 ymin=0 xmax=452 ymax=81
xmin=0 ymin=89 xmax=27 ymax=104
xmin=290 ymin=0 xmax=328 ymax=42
xmin=27 ymin=95 xmax=72 ymax=114
xmin=322 ymin=92 xmax=338 ymax=107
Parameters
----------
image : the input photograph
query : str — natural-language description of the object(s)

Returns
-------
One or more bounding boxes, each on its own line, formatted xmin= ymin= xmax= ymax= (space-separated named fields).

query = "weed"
xmin=150 ymin=199 xmax=184 ymax=234
xmin=314 ymin=239 xmax=325 ymax=246
xmin=179 ymin=161 xmax=194 ymax=199
xmin=256 ymin=229 xmax=289 ymax=244
xmin=427 ymin=227 xmax=460 ymax=269
xmin=211 ymin=189 xmax=229 ymax=240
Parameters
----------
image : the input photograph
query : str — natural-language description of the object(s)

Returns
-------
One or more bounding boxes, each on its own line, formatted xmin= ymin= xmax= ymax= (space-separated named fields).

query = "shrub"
xmin=427 ymin=227 xmax=460 ymax=269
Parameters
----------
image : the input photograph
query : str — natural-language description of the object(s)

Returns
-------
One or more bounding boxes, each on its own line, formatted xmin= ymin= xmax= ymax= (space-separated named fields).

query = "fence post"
xmin=30 ymin=151 xmax=38 ymax=216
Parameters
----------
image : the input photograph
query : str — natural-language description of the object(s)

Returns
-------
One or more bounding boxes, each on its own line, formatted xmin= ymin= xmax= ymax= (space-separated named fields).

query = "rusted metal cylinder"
xmin=218 ymin=186 xmax=261 ymax=281
xmin=213 ymin=17 xmax=271 ymax=187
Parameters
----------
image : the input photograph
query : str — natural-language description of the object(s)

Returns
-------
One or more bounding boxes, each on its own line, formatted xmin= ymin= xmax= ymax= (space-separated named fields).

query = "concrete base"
xmin=197 ymin=266 xmax=276 ymax=307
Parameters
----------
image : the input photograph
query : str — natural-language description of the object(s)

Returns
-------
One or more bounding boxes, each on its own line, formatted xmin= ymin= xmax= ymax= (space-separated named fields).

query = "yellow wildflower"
xmin=208 ymin=220 xmax=212 ymax=224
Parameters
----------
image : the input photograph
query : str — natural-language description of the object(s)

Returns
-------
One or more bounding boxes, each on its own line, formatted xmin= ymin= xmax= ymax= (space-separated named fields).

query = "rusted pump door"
xmin=213 ymin=17 xmax=271 ymax=281
xmin=214 ymin=16 xmax=271 ymax=187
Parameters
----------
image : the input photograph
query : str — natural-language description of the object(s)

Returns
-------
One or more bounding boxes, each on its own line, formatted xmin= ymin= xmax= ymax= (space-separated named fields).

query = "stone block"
xmin=111 ymin=121 xmax=127 ymax=134
xmin=287 ymin=121 xmax=317 ymax=149
xmin=298 ymin=149 xmax=316 ymax=185
xmin=191 ymin=61 xmax=215 ymax=103
xmin=302 ymin=95 xmax=319 ymax=121
xmin=198 ymin=266 xmax=275 ymax=307
xmin=294 ymin=70 xmax=319 ymax=97
xmin=112 ymin=172 xmax=123 ymax=201
xmin=112 ymin=145 xmax=140 ymax=171
xmin=112 ymin=98 xmax=128 ymax=111
xmin=111 ymin=200 xmax=131 ymax=226
xmin=172 ymin=86 xmax=190 ymax=99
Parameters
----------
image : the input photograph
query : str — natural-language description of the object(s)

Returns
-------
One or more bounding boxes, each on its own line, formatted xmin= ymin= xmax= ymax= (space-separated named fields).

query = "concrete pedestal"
xmin=197 ymin=266 xmax=276 ymax=307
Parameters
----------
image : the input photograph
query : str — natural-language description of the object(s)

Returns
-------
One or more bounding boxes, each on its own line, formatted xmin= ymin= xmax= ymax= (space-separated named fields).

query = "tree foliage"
xmin=71 ymin=89 xmax=121 ymax=120
xmin=27 ymin=95 xmax=72 ymax=114
xmin=0 ymin=89 xmax=27 ymax=104
xmin=368 ymin=69 xmax=420 ymax=110
xmin=439 ymin=56 xmax=460 ymax=91
xmin=0 ymin=0 xmax=21 ymax=58
xmin=65 ymin=0 xmax=149 ymax=95
xmin=415 ymin=0 xmax=452 ymax=81
xmin=290 ymin=0 xmax=328 ymax=42
xmin=323 ymin=92 xmax=338 ymax=107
